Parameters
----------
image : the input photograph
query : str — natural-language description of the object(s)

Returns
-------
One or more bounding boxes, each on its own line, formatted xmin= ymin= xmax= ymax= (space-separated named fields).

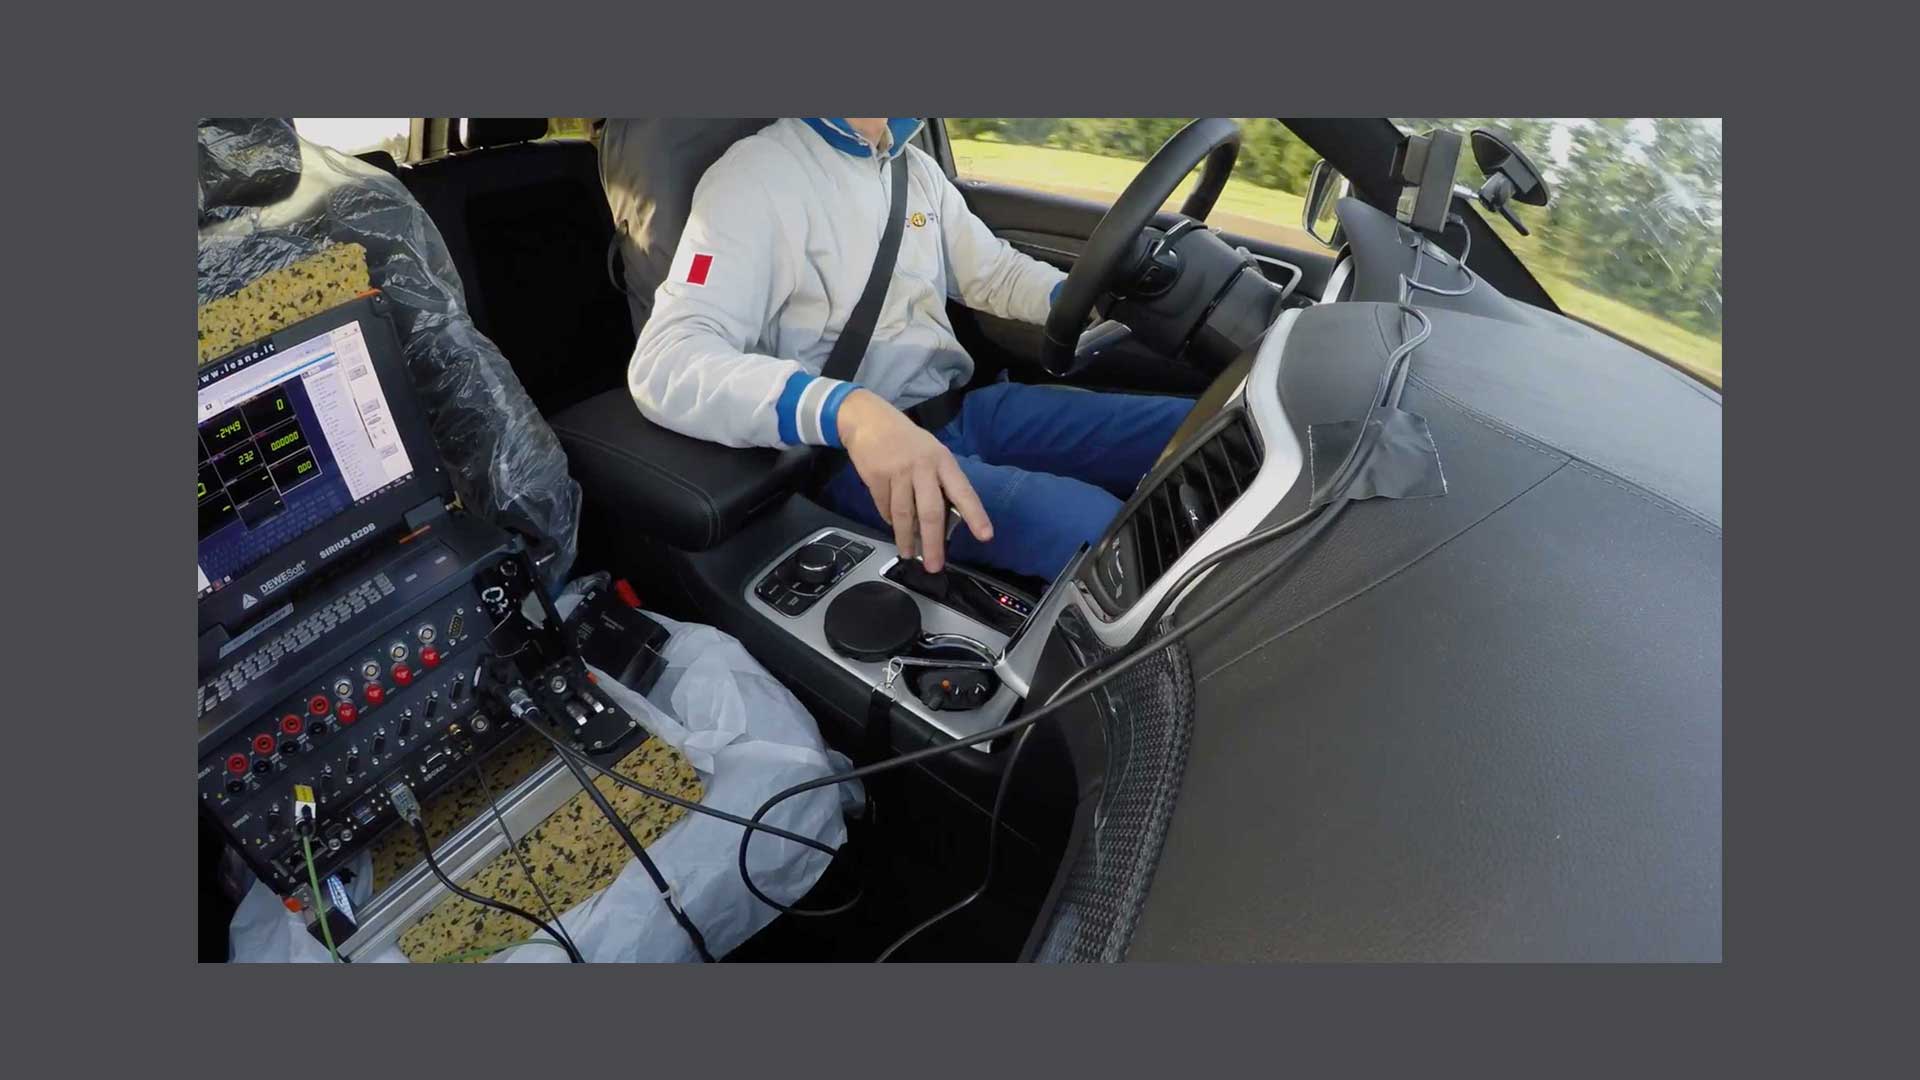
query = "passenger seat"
xmin=401 ymin=119 xmax=635 ymax=417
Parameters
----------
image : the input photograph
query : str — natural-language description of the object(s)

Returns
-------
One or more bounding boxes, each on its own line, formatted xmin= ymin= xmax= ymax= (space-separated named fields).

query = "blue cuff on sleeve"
xmin=820 ymin=381 xmax=859 ymax=448
xmin=775 ymin=370 xmax=815 ymax=446
xmin=1050 ymin=280 xmax=1064 ymax=309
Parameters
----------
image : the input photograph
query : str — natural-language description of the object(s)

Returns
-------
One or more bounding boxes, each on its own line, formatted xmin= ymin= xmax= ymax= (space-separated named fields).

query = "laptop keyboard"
xmin=199 ymin=572 xmax=395 ymax=719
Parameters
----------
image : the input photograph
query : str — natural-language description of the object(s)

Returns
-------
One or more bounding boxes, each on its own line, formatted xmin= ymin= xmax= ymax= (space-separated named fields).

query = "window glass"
xmin=947 ymin=118 xmax=1324 ymax=250
xmin=544 ymin=117 xmax=596 ymax=141
xmin=1395 ymin=118 xmax=1723 ymax=384
xmin=292 ymin=118 xmax=411 ymax=161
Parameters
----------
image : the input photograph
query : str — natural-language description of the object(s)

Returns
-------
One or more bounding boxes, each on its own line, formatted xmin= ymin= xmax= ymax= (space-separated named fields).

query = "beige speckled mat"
xmin=373 ymin=732 xmax=701 ymax=963
xmin=198 ymin=243 xmax=374 ymax=364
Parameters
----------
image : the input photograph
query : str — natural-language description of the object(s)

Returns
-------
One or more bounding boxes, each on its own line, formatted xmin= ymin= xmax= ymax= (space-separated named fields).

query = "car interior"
xmin=200 ymin=116 xmax=1722 ymax=962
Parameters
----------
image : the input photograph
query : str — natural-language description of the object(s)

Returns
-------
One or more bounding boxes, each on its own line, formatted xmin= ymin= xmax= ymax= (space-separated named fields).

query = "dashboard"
xmin=1015 ymin=246 xmax=1724 ymax=960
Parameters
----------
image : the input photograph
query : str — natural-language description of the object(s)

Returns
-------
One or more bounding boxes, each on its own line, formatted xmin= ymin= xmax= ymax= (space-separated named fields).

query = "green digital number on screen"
xmin=217 ymin=420 xmax=243 ymax=439
xmin=269 ymin=429 xmax=302 ymax=453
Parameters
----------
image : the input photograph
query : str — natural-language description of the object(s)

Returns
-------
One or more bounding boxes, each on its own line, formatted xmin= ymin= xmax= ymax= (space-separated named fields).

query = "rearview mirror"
xmin=1302 ymin=159 xmax=1348 ymax=248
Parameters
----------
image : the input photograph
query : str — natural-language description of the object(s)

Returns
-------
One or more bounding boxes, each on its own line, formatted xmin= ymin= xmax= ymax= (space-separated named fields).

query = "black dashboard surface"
xmin=1120 ymin=301 xmax=1722 ymax=960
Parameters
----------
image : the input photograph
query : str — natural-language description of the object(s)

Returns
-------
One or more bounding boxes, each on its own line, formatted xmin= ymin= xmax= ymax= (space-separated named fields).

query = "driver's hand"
xmin=838 ymin=389 xmax=992 ymax=572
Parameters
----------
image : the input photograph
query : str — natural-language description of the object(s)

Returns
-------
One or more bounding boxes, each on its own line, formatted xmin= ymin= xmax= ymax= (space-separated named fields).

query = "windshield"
xmin=1393 ymin=118 xmax=1723 ymax=386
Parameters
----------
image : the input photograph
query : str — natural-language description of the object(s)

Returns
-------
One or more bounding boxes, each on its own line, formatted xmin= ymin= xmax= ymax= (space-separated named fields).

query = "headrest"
xmin=462 ymin=118 xmax=550 ymax=150
xmin=198 ymin=118 xmax=302 ymax=220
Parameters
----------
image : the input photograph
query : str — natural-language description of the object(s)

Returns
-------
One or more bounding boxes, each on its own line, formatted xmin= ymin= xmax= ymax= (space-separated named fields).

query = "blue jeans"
xmin=821 ymin=382 xmax=1195 ymax=581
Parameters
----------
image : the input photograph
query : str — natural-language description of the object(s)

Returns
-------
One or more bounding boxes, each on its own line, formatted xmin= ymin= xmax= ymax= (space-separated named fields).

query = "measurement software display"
xmin=197 ymin=321 xmax=415 ymax=599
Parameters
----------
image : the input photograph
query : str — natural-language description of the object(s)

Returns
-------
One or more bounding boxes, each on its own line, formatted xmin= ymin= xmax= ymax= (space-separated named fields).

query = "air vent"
xmin=1095 ymin=410 xmax=1262 ymax=611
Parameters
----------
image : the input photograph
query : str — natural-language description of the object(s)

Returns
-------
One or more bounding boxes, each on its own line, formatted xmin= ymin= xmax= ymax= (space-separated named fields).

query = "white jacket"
xmin=628 ymin=118 xmax=1066 ymax=449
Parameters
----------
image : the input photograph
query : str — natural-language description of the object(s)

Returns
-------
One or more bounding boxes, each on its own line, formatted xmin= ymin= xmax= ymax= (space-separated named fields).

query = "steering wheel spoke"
xmin=1043 ymin=319 xmax=1132 ymax=379
xmin=1042 ymin=119 xmax=1242 ymax=376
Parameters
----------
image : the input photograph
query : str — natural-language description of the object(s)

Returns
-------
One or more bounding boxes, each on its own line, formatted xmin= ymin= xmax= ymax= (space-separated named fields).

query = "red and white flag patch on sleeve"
xmin=685 ymin=252 xmax=714 ymax=286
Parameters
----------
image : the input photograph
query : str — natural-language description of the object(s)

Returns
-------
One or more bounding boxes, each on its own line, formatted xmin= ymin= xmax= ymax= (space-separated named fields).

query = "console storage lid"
xmin=550 ymin=389 xmax=817 ymax=551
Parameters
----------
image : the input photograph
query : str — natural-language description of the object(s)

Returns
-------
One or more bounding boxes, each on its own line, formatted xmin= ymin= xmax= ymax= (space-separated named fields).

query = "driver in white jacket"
xmin=624 ymin=117 xmax=1192 ymax=580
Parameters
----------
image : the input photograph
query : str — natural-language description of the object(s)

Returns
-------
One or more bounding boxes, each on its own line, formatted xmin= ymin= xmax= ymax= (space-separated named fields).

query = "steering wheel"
xmin=1042 ymin=118 xmax=1243 ymax=375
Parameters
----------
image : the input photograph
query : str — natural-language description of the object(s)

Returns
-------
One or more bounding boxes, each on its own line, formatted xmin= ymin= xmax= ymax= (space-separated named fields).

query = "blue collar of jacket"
xmin=804 ymin=118 xmax=925 ymax=159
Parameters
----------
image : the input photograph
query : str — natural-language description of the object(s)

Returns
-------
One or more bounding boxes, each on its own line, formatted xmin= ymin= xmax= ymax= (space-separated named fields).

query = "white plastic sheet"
xmin=227 ymin=602 xmax=853 ymax=962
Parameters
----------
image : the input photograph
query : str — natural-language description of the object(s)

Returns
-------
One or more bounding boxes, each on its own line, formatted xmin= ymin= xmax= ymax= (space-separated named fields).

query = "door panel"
xmin=951 ymin=177 xmax=1339 ymax=396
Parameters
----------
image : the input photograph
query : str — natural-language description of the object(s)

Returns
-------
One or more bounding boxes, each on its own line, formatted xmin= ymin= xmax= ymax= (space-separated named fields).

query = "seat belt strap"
xmin=820 ymin=154 xmax=911 ymax=385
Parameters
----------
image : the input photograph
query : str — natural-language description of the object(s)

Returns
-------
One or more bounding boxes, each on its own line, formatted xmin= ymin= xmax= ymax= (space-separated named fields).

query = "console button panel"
xmin=754 ymin=531 xmax=873 ymax=616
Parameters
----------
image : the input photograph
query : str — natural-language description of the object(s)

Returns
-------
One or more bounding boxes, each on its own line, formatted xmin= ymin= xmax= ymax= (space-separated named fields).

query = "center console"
xmin=746 ymin=529 xmax=1037 ymax=746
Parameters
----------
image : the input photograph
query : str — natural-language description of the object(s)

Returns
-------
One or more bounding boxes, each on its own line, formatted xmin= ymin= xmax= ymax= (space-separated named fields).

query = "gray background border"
xmin=13 ymin=0 xmax=1906 ymax=1069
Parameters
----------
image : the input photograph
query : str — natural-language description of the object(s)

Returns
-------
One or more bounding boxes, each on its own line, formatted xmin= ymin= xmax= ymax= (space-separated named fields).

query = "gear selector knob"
xmin=890 ymin=560 xmax=951 ymax=601
xmin=793 ymin=542 xmax=839 ymax=587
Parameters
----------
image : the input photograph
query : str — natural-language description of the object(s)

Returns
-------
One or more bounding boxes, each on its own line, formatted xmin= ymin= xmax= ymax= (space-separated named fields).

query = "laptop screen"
xmin=198 ymin=318 xmax=418 ymax=601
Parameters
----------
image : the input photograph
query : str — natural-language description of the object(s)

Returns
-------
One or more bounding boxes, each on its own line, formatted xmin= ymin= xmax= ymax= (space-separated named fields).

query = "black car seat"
xmin=401 ymin=119 xmax=635 ymax=417
xmin=541 ymin=118 xmax=822 ymax=560
xmin=599 ymin=119 xmax=775 ymax=335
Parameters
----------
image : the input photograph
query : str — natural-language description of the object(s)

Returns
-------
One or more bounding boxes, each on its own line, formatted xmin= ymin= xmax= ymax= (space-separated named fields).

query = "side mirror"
xmin=1302 ymin=159 xmax=1348 ymax=248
